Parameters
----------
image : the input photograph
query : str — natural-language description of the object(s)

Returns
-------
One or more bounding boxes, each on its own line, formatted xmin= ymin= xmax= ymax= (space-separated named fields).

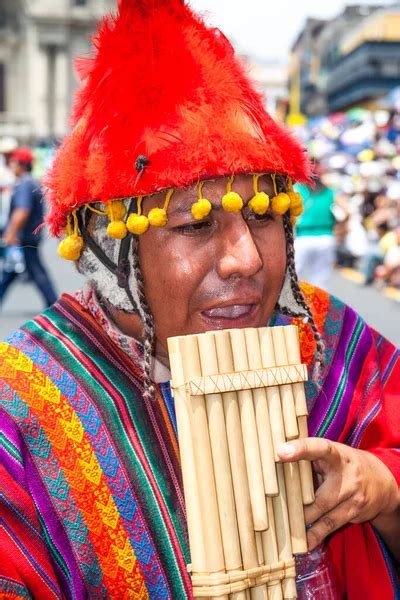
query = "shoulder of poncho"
xmin=1 ymin=296 xmax=146 ymax=401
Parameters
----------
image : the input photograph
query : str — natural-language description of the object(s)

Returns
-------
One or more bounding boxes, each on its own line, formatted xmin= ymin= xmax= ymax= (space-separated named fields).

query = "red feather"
xmin=46 ymin=0 xmax=310 ymax=235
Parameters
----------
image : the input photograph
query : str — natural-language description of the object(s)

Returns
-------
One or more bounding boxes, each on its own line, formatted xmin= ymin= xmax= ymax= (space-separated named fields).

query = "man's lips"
xmin=202 ymin=304 xmax=256 ymax=319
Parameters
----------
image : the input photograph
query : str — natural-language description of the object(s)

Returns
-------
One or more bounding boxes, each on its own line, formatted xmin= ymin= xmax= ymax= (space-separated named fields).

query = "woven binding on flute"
xmin=190 ymin=559 xmax=296 ymax=597
xmin=174 ymin=363 xmax=308 ymax=396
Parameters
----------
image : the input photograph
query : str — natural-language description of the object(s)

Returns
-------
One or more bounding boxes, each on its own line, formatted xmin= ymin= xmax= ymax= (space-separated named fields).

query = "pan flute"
xmin=167 ymin=325 xmax=315 ymax=600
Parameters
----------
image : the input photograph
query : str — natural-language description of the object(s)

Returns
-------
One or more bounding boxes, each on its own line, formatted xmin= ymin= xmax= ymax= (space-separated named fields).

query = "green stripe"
xmin=0 ymin=432 xmax=23 ymax=465
xmin=0 ymin=578 xmax=32 ymax=599
xmin=25 ymin=308 xmax=188 ymax=598
xmin=317 ymin=317 xmax=363 ymax=437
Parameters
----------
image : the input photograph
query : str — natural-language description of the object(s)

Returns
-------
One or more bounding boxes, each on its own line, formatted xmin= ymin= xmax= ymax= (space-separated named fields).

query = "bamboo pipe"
xmin=179 ymin=336 xmax=226 ymax=582
xmin=229 ymin=329 xmax=269 ymax=531
xmin=282 ymin=326 xmax=307 ymax=416
xmin=244 ymin=328 xmax=278 ymax=497
xmin=271 ymin=328 xmax=307 ymax=556
xmin=254 ymin=535 xmax=269 ymax=600
xmin=297 ymin=416 xmax=315 ymax=505
xmin=283 ymin=327 xmax=315 ymax=505
xmin=214 ymin=330 xmax=258 ymax=567
xmin=283 ymin=462 xmax=307 ymax=555
xmin=168 ymin=337 xmax=208 ymax=575
xmin=258 ymin=328 xmax=286 ymax=462
xmin=262 ymin=498 xmax=283 ymax=600
xmin=198 ymin=333 xmax=247 ymax=600
xmin=214 ymin=331 xmax=268 ymax=600
xmin=270 ymin=327 xmax=299 ymax=440
xmin=273 ymin=464 xmax=297 ymax=600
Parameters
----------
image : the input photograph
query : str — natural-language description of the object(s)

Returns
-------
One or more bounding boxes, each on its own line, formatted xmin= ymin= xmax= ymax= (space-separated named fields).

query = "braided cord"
xmin=130 ymin=238 xmax=156 ymax=401
xmin=280 ymin=214 xmax=324 ymax=378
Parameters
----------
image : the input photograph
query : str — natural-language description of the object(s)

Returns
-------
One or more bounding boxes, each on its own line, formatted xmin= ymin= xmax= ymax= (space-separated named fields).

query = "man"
xmin=0 ymin=146 xmax=57 ymax=307
xmin=294 ymin=160 xmax=336 ymax=289
xmin=0 ymin=2 xmax=399 ymax=599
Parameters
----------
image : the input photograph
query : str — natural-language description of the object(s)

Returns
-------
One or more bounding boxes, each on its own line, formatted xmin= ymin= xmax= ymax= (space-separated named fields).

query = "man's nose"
xmin=216 ymin=220 xmax=263 ymax=280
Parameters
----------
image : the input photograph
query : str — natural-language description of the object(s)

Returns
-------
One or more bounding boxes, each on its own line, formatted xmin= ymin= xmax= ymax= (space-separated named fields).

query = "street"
xmin=0 ymin=236 xmax=399 ymax=347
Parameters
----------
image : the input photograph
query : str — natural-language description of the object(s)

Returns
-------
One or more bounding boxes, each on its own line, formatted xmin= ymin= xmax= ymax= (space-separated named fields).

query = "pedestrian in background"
xmin=0 ymin=147 xmax=57 ymax=308
xmin=0 ymin=136 xmax=18 ymax=236
xmin=294 ymin=161 xmax=336 ymax=289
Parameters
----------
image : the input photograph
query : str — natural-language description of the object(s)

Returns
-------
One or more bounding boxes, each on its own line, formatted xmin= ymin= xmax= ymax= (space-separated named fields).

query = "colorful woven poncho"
xmin=0 ymin=284 xmax=399 ymax=599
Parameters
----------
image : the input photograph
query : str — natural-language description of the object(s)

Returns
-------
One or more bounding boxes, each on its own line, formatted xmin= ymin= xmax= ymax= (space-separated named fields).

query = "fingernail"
xmin=279 ymin=443 xmax=295 ymax=457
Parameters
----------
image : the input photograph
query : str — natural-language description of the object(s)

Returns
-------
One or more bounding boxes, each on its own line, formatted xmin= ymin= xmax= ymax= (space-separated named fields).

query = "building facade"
xmin=0 ymin=0 xmax=115 ymax=141
xmin=290 ymin=3 xmax=400 ymax=117
xmin=326 ymin=10 xmax=400 ymax=112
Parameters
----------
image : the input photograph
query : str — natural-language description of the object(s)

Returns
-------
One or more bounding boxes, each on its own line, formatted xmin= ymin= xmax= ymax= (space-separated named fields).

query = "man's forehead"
xmin=168 ymin=174 xmax=275 ymax=214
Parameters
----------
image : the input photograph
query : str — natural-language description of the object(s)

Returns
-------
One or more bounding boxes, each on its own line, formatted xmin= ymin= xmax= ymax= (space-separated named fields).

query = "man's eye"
xmin=174 ymin=220 xmax=213 ymax=234
xmin=246 ymin=210 xmax=273 ymax=223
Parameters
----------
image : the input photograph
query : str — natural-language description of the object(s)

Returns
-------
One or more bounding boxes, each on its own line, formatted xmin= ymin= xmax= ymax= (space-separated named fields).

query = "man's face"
xmin=9 ymin=160 xmax=23 ymax=177
xmin=138 ymin=175 xmax=287 ymax=350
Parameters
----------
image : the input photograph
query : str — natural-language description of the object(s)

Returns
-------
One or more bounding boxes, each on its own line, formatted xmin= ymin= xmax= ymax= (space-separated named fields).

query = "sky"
xmin=189 ymin=0 xmax=396 ymax=62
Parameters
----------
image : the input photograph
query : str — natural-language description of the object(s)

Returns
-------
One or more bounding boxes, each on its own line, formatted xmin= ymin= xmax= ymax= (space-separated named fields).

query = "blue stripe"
xmin=352 ymin=400 xmax=381 ymax=448
xmin=160 ymin=382 xmax=178 ymax=437
xmin=382 ymin=348 xmax=400 ymax=385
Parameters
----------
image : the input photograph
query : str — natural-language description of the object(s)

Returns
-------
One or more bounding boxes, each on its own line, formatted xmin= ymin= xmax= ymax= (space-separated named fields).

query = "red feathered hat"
xmin=47 ymin=0 xmax=309 ymax=237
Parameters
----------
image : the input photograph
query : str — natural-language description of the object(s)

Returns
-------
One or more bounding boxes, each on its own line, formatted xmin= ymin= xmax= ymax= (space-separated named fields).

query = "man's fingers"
xmin=278 ymin=437 xmax=336 ymax=463
xmin=306 ymin=499 xmax=357 ymax=550
xmin=304 ymin=480 xmax=352 ymax=526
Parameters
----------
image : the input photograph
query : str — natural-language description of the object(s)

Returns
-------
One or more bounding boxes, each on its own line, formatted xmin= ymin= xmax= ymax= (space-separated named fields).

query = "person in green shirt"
xmin=295 ymin=161 xmax=336 ymax=289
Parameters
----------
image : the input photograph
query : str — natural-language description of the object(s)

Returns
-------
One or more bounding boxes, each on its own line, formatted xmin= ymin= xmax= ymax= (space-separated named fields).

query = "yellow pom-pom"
xmin=57 ymin=235 xmax=84 ymax=261
xmin=105 ymin=200 xmax=126 ymax=221
xmin=271 ymin=192 xmax=291 ymax=215
xmin=248 ymin=192 xmax=270 ymax=215
xmin=107 ymin=220 xmax=128 ymax=239
xmin=148 ymin=207 xmax=168 ymax=227
xmin=288 ymin=191 xmax=302 ymax=210
xmin=126 ymin=213 xmax=149 ymax=235
xmin=191 ymin=198 xmax=212 ymax=220
xmin=291 ymin=204 xmax=304 ymax=217
xmin=288 ymin=191 xmax=304 ymax=217
xmin=222 ymin=191 xmax=243 ymax=213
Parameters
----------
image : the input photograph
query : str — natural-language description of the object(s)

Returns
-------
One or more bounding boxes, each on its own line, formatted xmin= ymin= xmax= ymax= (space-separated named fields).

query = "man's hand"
xmin=2 ymin=229 xmax=19 ymax=247
xmin=2 ymin=207 xmax=30 ymax=247
xmin=278 ymin=438 xmax=399 ymax=551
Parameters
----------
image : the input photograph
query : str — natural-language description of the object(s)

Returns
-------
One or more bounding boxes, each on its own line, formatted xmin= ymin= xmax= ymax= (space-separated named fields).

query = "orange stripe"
xmin=0 ymin=343 xmax=148 ymax=599
xmin=156 ymin=394 xmax=180 ymax=463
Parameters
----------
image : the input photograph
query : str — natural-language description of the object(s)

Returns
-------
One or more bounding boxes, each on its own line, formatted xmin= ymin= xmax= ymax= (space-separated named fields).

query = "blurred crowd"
xmin=1 ymin=95 xmax=400 ymax=300
xmin=294 ymin=89 xmax=400 ymax=294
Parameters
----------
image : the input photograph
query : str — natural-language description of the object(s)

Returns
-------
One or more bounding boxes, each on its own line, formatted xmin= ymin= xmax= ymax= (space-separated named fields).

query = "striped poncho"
xmin=0 ymin=283 xmax=399 ymax=599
